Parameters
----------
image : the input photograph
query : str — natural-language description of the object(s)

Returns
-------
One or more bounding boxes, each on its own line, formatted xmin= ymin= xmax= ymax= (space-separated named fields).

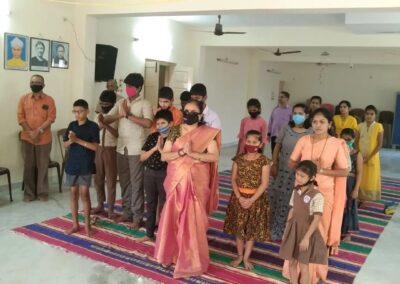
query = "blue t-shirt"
xmin=63 ymin=119 xmax=100 ymax=175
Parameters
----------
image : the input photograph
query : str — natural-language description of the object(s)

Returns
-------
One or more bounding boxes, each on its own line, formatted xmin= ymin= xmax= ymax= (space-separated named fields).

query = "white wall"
xmin=259 ymin=61 xmax=400 ymax=112
xmin=94 ymin=17 xmax=196 ymax=108
xmin=3 ymin=0 xmax=400 ymax=185
xmin=0 ymin=0 xmax=77 ymax=183
xmin=198 ymin=47 xmax=251 ymax=145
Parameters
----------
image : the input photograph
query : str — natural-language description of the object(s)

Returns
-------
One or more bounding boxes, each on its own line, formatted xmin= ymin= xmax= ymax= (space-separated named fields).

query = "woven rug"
xmin=13 ymin=171 xmax=400 ymax=284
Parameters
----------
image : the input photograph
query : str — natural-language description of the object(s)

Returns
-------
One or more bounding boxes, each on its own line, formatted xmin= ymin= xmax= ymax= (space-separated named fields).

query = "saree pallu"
xmin=154 ymin=125 xmax=221 ymax=278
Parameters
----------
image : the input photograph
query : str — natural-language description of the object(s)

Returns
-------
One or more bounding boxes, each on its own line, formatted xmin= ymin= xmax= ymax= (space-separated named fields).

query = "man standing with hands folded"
xmin=102 ymin=73 xmax=153 ymax=228
xmin=17 ymin=75 xmax=56 ymax=202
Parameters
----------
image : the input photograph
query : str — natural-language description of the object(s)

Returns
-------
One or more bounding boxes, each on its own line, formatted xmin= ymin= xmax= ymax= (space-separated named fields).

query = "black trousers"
xmin=144 ymin=168 xmax=166 ymax=238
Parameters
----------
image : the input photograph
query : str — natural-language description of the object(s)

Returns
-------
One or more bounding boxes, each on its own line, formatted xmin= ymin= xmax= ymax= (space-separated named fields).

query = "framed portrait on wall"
xmin=4 ymin=33 xmax=29 ymax=71
xmin=30 ymin=38 xmax=50 ymax=72
xmin=51 ymin=41 xmax=69 ymax=69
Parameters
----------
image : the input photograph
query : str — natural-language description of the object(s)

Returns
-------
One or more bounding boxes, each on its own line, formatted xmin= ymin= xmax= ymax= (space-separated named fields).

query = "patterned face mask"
xmin=157 ymin=126 xmax=170 ymax=135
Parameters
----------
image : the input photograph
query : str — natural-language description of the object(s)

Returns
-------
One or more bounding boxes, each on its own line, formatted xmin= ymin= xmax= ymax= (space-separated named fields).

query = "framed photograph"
xmin=30 ymin=38 xmax=50 ymax=72
xmin=4 ymin=33 xmax=29 ymax=71
xmin=51 ymin=41 xmax=69 ymax=69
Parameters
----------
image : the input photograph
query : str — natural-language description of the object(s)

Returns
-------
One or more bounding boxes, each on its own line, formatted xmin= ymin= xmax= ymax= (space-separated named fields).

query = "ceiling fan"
xmin=273 ymin=48 xmax=302 ymax=56
xmin=203 ymin=15 xmax=246 ymax=36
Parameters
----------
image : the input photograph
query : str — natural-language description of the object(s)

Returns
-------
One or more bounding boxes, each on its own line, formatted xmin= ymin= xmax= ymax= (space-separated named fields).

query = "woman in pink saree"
xmin=154 ymin=100 xmax=221 ymax=278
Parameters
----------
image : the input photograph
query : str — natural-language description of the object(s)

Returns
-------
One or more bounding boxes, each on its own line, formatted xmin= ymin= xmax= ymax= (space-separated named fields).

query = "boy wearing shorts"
xmin=63 ymin=99 xmax=100 ymax=237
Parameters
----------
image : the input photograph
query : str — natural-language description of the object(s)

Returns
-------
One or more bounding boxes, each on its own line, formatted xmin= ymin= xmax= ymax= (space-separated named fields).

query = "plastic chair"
xmin=0 ymin=167 xmax=13 ymax=201
xmin=321 ymin=103 xmax=335 ymax=115
xmin=379 ymin=111 xmax=394 ymax=148
xmin=379 ymin=111 xmax=394 ymax=125
xmin=57 ymin=128 xmax=68 ymax=182
xmin=350 ymin=108 xmax=365 ymax=124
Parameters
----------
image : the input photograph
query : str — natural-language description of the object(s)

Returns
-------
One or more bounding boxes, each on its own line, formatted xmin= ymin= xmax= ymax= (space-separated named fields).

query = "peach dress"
xmin=284 ymin=135 xmax=349 ymax=283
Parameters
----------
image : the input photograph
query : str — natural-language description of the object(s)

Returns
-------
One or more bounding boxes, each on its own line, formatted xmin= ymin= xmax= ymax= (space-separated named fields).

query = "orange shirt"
xmin=17 ymin=92 xmax=56 ymax=145
xmin=150 ymin=105 xmax=183 ymax=133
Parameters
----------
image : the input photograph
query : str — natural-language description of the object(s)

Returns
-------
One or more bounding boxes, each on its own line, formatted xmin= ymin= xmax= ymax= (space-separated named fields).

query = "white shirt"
xmin=203 ymin=105 xmax=221 ymax=129
xmin=107 ymin=96 xmax=153 ymax=155
xmin=94 ymin=114 xmax=118 ymax=147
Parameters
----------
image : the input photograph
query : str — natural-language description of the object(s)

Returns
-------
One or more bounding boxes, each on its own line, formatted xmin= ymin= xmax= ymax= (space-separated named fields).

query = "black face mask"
xmin=101 ymin=106 xmax=113 ymax=113
xmin=30 ymin=85 xmax=44 ymax=93
xmin=183 ymin=111 xmax=200 ymax=125
xmin=295 ymin=178 xmax=314 ymax=190
xmin=249 ymin=111 xmax=260 ymax=119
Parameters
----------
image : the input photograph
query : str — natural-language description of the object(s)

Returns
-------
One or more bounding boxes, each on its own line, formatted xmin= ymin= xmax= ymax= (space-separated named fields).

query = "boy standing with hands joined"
xmin=92 ymin=90 xmax=119 ymax=218
xmin=64 ymin=99 xmax=100 ymax=237
xmin=135 ymin=109 xmax=173 ymax=242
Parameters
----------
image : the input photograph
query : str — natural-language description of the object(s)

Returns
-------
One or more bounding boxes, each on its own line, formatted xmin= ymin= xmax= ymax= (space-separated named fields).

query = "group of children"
xmin=223 ymin=95 xmax=383 ymax=282
xmin=62 ymin=80 xmax=383 ymax=283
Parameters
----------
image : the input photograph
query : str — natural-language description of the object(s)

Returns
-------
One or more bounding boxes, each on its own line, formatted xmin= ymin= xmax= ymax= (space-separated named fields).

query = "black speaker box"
xmin=95 ymin=44 xmax=118 ymax=82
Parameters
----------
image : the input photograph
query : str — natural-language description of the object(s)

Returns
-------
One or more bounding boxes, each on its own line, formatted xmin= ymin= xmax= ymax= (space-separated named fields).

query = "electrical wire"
xmin=64 ymin=17 xmax=96 ymax=62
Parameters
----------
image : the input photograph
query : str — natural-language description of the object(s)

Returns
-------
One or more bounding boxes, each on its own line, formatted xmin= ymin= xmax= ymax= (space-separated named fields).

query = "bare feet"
xmin=230 ymin=255 xmax=243 ymax=268
xmin=135 ymin=236 xmax=152 ymax=243
xmin=90 ymin=215 xmax=98 ymax=225
xmin=23 ymin=196 xmax=34 ymax=202
xmin=65 ymin=225 xmax=79 ymax=235
xmin=39 ymin=196 xmax=48 ymax=202
xmin=115 ymin=214 xmax=131 ymax=223
xmin=91 ymin=206 xmax=104 ymax=215
xmin=343 ymin=234 xmax=351 ymax=242
xmin=108 ymin=212 xmax=117 ymax=220
xmin=161 ymin=263 xmax=172 ymax=269
xmin=85 ymin=225 xmax=92 ymax=237
xmin=129 ymin=221 xmax=141 ymax=230
xmin=243 ymin=259 xmax=254 ymax=270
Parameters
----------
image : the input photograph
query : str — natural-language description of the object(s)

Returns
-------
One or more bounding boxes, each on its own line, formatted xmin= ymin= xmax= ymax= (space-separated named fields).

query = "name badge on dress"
xmin=303 ymin=195 xmax=311 ymax=203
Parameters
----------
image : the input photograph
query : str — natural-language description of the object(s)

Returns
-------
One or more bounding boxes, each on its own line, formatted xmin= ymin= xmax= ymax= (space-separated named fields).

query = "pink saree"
xmin=154 ymin=125 xmax=221 ymax=278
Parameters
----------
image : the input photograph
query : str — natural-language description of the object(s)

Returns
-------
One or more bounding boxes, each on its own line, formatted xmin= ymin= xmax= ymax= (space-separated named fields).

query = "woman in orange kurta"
xmin=286 ymin=108 xmax=349 ymax=283
xmin=154 ymin=100 xmax=221 ymax=278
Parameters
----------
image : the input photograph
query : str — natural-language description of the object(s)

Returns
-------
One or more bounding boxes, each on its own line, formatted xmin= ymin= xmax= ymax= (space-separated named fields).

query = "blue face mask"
xmin=157 ymin=126 xmax=170 ymax=135
xmin=292 ymin=114 xmax=306 ymax=125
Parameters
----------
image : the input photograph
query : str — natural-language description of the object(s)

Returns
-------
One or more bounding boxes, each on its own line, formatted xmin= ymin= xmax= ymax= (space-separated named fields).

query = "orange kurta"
xmin=284 ymin=135 xmax=349 ymax=283
xmin=17 ymin=92 xmax=56 ymax=145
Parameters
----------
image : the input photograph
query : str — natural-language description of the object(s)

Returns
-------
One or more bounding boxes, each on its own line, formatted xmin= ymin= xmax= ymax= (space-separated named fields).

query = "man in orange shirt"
xmin=17 ymin=75 xmax=56 ymax=201
xmin=150 ymin=86 xmax=183 ymax=133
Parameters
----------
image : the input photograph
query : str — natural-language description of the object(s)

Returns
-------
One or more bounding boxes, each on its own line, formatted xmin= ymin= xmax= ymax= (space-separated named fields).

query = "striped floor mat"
xmin=13 ymin=171 xmax=400 ymax=284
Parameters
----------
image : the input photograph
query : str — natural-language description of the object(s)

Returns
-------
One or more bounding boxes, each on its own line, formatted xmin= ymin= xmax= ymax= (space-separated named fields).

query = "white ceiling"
xmin=162 ymin=13 xmax=400 ymax=64
xmin=165 ymin=12 xmax=400 ymax=34
xmin=166 ymin=14 xmax=346 ymax=28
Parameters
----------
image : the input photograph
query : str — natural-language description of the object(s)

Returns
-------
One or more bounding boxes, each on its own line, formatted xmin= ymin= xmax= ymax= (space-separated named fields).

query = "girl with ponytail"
xmin=279 ymin=160 xmax=327 ymax=284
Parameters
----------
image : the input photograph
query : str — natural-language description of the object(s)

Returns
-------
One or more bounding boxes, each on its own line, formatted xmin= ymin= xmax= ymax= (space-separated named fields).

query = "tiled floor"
xmin=0 ymin=147 xmax=399 ymax=283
